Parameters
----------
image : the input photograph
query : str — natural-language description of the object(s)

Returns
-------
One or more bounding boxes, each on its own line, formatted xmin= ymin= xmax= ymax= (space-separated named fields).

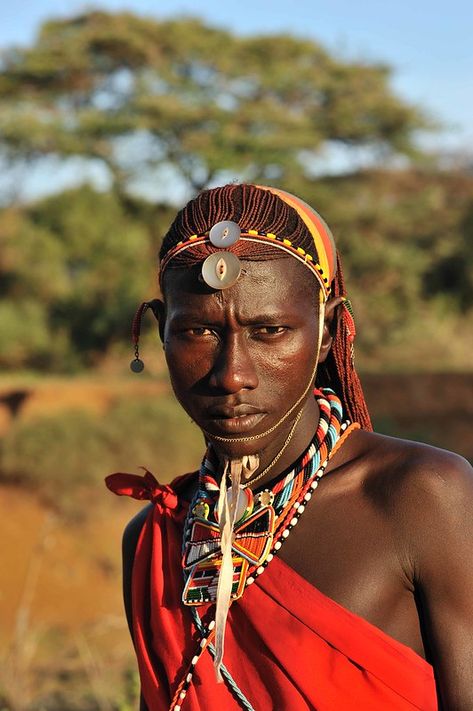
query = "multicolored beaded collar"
xmin=169 ymin=389 xmax=360 ymax=710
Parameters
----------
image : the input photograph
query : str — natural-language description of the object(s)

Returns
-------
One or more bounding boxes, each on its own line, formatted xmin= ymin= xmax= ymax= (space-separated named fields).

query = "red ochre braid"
xmin=329 ymin=252 xmax=372 ymax=431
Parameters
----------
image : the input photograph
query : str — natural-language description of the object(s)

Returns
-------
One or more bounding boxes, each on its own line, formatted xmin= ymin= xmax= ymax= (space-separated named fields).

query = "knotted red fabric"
xmin=106 ymin=471 xmax=438 ymax=710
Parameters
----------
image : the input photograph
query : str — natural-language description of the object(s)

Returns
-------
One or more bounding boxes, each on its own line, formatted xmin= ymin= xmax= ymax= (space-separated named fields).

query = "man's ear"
xmin=318 ymin=296 xmax=344 ymax=363
xmin=148 ymin=298 xmax=166 ymax=344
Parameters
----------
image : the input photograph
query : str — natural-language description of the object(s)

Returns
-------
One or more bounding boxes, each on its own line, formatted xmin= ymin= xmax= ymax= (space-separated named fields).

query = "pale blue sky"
xmin=1 ymin=0 xmax=472 ymax=201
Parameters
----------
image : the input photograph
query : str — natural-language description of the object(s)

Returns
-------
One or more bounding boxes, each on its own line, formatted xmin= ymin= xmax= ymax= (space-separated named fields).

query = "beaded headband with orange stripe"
xmin=256 ymin=186 xmax=337 ymax=285
xmin=159 ymin=228 xmax=331 ymax=299
xmin=158 ymin=187 xmax=337 ymax=302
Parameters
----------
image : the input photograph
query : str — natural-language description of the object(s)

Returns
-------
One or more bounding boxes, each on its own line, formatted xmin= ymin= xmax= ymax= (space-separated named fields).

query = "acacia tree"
xmin=0 ymin=11 xmax=426 ymax=202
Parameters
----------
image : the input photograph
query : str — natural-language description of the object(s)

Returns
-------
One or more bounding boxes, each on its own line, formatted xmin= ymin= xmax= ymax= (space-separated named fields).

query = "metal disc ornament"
xmin=130 ymin=358 xmax=145 ymax=373
xmin=209 ymin=220 xmax=241 ymax=248
xmin=201 ymin=251 xmax=241 ymax=289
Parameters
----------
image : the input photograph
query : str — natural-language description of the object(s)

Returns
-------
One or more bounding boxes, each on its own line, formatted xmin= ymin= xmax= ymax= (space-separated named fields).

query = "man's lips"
xmin=204 ymin=404 xmax=266 ymax=435
xmin=206 ymin=404 xmax=263 ymax=418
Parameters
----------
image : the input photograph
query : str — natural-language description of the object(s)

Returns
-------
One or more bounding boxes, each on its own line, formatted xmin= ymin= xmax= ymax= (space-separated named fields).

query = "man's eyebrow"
xmin=168 ymin=310 xmax=295 ymax=324
xmin=167 ymin=310 xmax=221 ymax=324
xmin=242 ymin=313 xmax=291 ymax=323
xmin=167 ymin=309 xmax=217 ymax=320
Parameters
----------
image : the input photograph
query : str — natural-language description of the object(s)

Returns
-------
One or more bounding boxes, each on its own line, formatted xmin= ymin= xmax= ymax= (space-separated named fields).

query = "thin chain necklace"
xmin=240 ymin=405 xmax=304 ymax=489
xmin=183 ymin=388 xmax=345 ymax=605
xmin=169 ymin=389 xmax=359 ymax=710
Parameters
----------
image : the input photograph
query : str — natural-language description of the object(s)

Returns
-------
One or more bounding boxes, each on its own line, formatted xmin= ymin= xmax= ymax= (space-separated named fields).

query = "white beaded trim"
xmin=171 ymin=420 xmax=351 ymax=711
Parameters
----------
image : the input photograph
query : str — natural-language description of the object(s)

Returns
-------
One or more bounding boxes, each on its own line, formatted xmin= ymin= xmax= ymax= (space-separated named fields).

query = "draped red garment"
xmin=106 ymin=471 xmax=438 ymax=711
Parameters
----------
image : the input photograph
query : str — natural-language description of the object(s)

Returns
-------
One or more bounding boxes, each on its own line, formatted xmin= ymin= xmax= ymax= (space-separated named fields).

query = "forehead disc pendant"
xmin=209 ymin=220 xmax=241 ymax=247
xmin=201 ymin=251 xmax=241 ymax=289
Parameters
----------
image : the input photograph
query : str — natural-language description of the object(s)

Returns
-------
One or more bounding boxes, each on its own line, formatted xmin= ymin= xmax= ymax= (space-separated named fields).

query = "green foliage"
xmin=0 ymin=647 xmax=140 ymax=711
xmin=0 ymin=396 xmax=203 ymax=510
xmin=0 ymin=11 xmax=470 ymax=371
xmin=1 ymin=168 xmax=472 ymax=371
xmin=0 ymin=409 xmax=105 ymax=491
xmin=0 ymin=300 xmax=53 ymax=365
xmin=0 ymin=186 xmax=153 ymax=368
xmin=290 ymin=168 xmax=473 ymax=367
xmin=0 ymin=11 xmax=427 ymax=194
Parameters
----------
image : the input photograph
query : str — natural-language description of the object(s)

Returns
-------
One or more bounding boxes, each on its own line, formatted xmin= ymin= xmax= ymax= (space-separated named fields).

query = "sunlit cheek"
xmin=253 ymin=334 xmax=316 ymax=373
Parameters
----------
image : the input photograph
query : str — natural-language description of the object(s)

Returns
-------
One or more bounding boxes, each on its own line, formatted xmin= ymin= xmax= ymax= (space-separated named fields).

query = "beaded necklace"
xmin=169 ymin=389 xmax=359 ymax=710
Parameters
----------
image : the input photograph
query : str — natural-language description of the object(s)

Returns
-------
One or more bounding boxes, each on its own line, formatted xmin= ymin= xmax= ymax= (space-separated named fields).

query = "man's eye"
xmin=187 ymin=328 xmax=214 ymax=336
xmin=253 ymin=326 xmax=287 ymax=336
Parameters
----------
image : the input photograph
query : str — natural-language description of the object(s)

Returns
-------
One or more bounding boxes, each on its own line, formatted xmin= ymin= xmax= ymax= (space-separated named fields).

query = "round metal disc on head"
xmin=201 ymin=251 xmax=241 ymax=289
xmin=209 ymin=220 xmax=241 ymax=247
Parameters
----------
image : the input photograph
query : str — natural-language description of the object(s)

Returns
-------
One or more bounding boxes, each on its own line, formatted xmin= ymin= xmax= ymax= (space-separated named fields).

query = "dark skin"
xmin=124 ymin=257 xmax=473 ymax=709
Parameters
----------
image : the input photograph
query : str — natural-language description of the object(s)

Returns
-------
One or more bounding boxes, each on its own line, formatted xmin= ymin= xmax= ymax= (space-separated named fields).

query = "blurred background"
xmin=0 ymin=1 xmax=472 ymax=708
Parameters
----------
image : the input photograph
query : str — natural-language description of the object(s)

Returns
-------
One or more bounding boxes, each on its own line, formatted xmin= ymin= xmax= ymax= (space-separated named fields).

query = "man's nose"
xmin=208 ymin=333 xmax=259 ymax=393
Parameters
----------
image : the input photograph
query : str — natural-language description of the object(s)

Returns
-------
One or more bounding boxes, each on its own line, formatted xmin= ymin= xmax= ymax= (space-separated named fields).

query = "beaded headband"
xmin=159 ymin=227 xmax=330 ymax=299
xmin=159 ymin=187 xmax=337 ymax=302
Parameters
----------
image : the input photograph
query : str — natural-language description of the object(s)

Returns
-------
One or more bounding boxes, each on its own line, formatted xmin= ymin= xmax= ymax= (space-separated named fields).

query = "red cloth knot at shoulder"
xmin=105 ymin=468 xmax=179 ymax=510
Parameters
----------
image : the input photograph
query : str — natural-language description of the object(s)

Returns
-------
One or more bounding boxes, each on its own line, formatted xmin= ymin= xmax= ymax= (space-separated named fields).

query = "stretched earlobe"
xmin=318 ymin=296 xmax=344 ymax=364
xmin=130 ymin=299 xmax=166 ymax=373
xmin=148 ymin=299 xmax=166 ymax=343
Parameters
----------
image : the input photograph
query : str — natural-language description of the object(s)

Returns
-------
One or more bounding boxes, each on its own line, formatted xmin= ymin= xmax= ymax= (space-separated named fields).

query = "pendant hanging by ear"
xmin=130 ymin=351 xmax=145 ymax=373
xmin=130 ymin=301 xmax=150 ymax=373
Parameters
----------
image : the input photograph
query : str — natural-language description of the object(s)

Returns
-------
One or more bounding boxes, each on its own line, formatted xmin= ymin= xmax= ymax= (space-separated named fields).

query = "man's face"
xmin=160 ymin=258 xmax=321 ymax=458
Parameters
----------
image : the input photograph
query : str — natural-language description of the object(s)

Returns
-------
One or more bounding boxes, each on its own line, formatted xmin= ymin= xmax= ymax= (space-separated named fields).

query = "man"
xmin=107 ymin=184 xmax=473 ymax=710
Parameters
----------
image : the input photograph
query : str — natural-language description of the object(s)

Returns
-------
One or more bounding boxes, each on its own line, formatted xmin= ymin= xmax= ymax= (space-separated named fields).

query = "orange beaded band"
xmin=159 ymin=230 xmax=331 ymax=299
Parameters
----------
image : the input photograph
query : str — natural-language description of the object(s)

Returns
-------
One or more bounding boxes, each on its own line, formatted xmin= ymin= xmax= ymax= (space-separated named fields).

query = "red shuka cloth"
xmin=106 ymin=471 xmax=438 ymax=711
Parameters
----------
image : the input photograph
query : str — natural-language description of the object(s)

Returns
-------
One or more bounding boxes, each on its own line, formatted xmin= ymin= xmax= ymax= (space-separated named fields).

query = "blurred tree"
xmin=0 ymin=171 xmax=471 ymax=371
xmin=0 ymin=186 xmax=158 ymax=368
xmin=0 ymin=11 xmax=471 ymax=373
xmin=0 ymin=11 xmax=427 ymax=203
xmin=308 ymin=168 xmax=473 ymax=369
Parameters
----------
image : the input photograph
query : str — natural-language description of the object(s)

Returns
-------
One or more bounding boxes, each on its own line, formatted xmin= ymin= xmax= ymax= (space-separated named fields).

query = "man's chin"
xmin=205 ymin=437 xmax=264 ymax=463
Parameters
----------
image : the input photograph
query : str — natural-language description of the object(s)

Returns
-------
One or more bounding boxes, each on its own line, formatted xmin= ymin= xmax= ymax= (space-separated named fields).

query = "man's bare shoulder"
xmin=354 ymin=429 xmax=473 ymax=528
xmin=358 ymin=434 xmax=473 ymax=708
xmin=122 ymin=504 xmax=153 ymax=640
